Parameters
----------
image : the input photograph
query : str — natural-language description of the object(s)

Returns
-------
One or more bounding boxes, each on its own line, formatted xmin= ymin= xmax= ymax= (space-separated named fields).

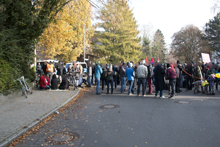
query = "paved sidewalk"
xmin=0 ymin=88 xmax=81 ymax=147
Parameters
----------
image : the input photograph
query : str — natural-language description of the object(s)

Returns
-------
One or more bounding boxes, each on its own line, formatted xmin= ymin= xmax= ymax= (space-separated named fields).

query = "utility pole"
xmin=83 ymin=23 xmax=85 ymax=63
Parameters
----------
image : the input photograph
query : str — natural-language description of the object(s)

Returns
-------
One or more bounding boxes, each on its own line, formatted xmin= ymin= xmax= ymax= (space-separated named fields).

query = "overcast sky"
xmin=129 ymin=0 xmax=217 ymax=48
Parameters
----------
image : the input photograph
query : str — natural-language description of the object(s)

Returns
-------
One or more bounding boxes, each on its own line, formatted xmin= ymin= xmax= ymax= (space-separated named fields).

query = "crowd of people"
xmin=92 ymin=60 xmax=220 ymax=99
xmin=35 ymin=59 xmax=220 ymax=97
xmin=36 ymin=61 xmax=70 ymax=90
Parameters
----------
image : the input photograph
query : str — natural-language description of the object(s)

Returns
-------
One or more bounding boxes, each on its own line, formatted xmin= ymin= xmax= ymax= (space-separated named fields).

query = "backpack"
xmin=107 ymin=72 xmax=112 ymax=81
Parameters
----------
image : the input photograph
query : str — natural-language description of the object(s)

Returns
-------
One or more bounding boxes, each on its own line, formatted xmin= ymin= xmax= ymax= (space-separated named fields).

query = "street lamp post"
xmin=83 ymin=23 xmax=85 ymax=63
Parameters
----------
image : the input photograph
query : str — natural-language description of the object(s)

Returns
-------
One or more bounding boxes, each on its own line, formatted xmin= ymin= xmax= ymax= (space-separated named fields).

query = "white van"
xmin=65 ymin=62 xmax=88 ymax=79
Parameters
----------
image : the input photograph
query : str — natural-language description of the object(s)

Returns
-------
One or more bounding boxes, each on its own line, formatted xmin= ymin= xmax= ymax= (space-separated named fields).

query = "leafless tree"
xmin=171 ymin=24 xmax=212 ymax=63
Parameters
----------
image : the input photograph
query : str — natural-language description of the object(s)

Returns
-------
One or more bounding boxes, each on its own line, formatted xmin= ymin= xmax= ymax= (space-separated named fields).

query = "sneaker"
xmin=96 ymin=93 xmax=101 ymax=95
xmin=128 ymin=93 xmax=133 ymax=96
xmin=168 ymin=96 xmax=174 ymax=99
xmin=160 ymin=96 xmax=166 ymax=98
xmin=143 ymin=95 xmax=147 ymax=97
xmin=137 ymin=94 xmax=140 ymax=96
xmin=155 ymin=95 xmax=158 ymax=98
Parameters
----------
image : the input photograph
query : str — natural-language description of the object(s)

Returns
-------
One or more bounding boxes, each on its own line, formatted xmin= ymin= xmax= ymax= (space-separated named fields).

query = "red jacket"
xmin=39 ymin=75 xmax=50 ymax=88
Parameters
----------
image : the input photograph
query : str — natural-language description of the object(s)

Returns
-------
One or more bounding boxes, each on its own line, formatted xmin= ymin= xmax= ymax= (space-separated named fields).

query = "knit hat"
xmin=167 ymin=63 xmax=171 ymax=68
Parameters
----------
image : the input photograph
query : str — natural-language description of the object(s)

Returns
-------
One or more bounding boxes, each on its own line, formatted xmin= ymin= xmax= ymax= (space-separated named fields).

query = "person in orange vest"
xmin=46 ymin=61 xmax=55 ymax=83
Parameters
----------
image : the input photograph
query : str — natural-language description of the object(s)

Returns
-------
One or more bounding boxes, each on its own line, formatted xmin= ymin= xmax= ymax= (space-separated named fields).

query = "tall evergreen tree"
xmin=142 ymin=36 xmax=152 ymax=59
xmin=205 ymin=12 xmax=220 ymax=56
xmin=151 ymin=29 xmax=166 ymax=63
xmin=93 ymin=0 xmax=141 ymax=64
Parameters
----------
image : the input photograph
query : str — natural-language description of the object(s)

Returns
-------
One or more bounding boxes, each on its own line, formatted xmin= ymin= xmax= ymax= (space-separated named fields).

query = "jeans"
xmin=186 ymin=77 xmax=193 ymax=90
xmin=155 ymin=90 xmax=163 ymax=97
xmin=91 ymin=74 xmax=94 ymax=85
xmin=96 ymin=78 xmax=100 ymax=93
xmin=176 ymin=78 xmax=180 ymax=92
xmin=87 ymin=75 xmax=91 ymax=86
xmin=102 ymin=79 xmax=106 ymax=90
xmin=147 ymin=78 xmax=152 ymax=94
xmin=121 ymin=77 xmax=126 ymax=93
xmin=128 ymin=80 xmax=134 ymax=94
xmin=169 ymin=79 xmax=176 ymax=96
xmin=137 ymin=78 xmax=146 ymax=95
xmin=47 ymin=72 xmax=53 ymax=84
xmin=180 ymin=75 xmax=184 ymax=88
xmin=107 ymin=79 xmax=113 ymax=92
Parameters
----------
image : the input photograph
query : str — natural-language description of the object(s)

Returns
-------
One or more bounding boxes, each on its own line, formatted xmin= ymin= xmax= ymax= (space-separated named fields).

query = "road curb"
xmin=0 ymin=88 xmax=81 ymax=147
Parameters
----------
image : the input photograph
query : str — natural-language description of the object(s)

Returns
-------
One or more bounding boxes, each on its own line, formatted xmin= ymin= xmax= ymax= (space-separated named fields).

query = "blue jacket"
xmin=125 ymin=67 xmax=134 ymax=81
xmin=95 ymin=65 xmax=103 ymax=79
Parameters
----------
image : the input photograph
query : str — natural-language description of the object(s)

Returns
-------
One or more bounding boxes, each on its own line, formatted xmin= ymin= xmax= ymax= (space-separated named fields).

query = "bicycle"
xmin=15 ymin=76 xmax=33 ymax=98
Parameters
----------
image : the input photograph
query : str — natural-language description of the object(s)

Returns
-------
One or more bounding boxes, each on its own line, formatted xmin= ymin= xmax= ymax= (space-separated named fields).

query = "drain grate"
xmin=175 ymin=101 xmax=190 ymax=104
xmin=45 ymin=132 xmax=79 ymax=145
xmin=99 ymin=104 xmax=119 ymax=109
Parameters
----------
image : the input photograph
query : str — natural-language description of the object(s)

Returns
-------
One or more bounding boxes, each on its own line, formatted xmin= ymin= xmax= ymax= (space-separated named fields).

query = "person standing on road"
xmin=154 ymin=63 xmax=166 ymax=98
xmin=136 ymin=61 xmax=148 ymax=97
xmin=176 ymin=60 xmax=182 ymax=93
xmin=95 ymin=63 xmax=103 ymax=95
xmin=125 ymin=63 xmax=135 ymax=95
xmin=106 ymin=65 xmax=114 ymax=94
xmin=146 ymin=64 xmax=153 ymax=95
xmin=87 ymin=65 xmax=92 ymax=87
xmin=92 ymin=63 xmax=96 ymax=85
xmin=119 ymin=61 xmax=126 ymax=93
xmin=101 ymin=66 xmax=107 ymax=93
xmin=166 ymin=63 xmax=177 ymax=99
xmin=113 ymin=65 xmax=119 ymax=89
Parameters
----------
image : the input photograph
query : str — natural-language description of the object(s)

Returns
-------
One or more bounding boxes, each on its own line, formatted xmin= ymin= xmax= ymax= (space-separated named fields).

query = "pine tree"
xmin=93 ymin=0 xmax=141 ymax=64
xmin=151 ymin=29 xmax=166 ymax=63
xmin=142 ymin=36 xmax=152 ymax=60
xmin=205 ymin=13 xmax=220 ymax=56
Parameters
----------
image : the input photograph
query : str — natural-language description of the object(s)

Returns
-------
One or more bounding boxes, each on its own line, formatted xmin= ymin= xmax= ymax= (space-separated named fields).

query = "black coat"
xmin=51 ymin=75 xmax=58 ymax=89
xmin=57 ymin=63 xmax=63 ymax=75
xmin=42 ymin=63 xmax=47 ymax=74
xmin=154 ymin=65 xmax=165 ymax=91
xmin=59 ymin=77 xmax=69 ymax=90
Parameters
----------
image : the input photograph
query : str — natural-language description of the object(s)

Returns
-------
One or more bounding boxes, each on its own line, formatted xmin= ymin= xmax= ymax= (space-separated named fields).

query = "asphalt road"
xmin=15 ymin=86 xmax=220 ymax=147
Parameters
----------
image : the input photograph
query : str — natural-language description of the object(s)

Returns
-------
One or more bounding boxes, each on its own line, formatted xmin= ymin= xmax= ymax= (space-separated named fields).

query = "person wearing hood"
xmin=95 ymin=63 xmax=103 ymax=95
xmin=125 ymin=63 xmax=135 ymax=95
xmin=154 ymin=63 xmax=166 ymax=98
xmin=51 ymin=74 xmax=58 ymax=90
xmin=106 ymin=64 xmax=114 ymax=94
xmin=39 ymin=73 xmax=50 ymax=90
xmin=59 ymin=75 xmax=69 ymax=90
